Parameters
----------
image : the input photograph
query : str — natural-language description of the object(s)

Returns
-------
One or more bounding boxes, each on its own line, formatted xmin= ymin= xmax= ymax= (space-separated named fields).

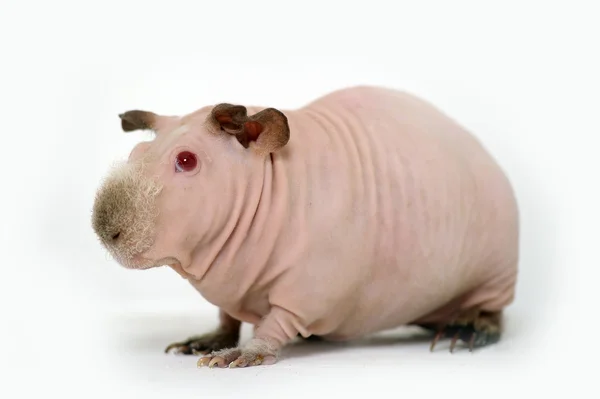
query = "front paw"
xmin=164 ymin=329 xmax=239 ymax=355
xmin=197 ymin=338 xmax=279 ymax=368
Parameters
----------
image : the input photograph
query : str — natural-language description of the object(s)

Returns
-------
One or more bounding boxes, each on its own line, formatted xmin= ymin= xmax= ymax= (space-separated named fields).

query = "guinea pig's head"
xmin=91 ymin=103 xmax=290 ymax=271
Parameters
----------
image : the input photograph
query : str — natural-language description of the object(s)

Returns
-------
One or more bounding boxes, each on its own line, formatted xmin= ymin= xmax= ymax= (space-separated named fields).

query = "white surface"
xmin=1 ymin=0 xmax=598 ymax=397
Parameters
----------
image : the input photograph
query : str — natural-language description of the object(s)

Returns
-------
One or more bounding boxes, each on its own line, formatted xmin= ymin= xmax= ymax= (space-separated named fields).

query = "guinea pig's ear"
xmin=208 ymin=104 xmax=290 ymax=154
xmin=118 ymin=110 xmax=158 ymax=132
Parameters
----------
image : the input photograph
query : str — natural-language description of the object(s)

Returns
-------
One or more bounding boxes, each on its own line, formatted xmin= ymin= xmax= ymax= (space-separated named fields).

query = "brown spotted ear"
xmin=118 ymin=110 xmax=158 ymax=132
xmin=208 ymin=104 xmax=290 ymax=154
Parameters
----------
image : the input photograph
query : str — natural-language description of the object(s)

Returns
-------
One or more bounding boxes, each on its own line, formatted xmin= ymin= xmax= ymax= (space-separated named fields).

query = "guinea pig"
xmin=92 ymin=85 xmax=518 ymax=368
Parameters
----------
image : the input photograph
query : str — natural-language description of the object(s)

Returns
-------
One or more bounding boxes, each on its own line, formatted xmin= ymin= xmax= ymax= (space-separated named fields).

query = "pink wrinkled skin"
xmin=95 ymin=86 xmax=518 ymax=360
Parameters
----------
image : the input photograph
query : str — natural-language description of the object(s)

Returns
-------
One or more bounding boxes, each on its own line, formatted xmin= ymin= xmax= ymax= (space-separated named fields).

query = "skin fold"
xmin=92 ymin=85 xmax=519 ymax=367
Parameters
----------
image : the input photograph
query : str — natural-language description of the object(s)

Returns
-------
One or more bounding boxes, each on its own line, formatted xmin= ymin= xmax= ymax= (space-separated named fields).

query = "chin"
xmin=129 ymin=262 xmax=159 ymax=270
xmin=112 ymin=252 xmax=158 ymax=270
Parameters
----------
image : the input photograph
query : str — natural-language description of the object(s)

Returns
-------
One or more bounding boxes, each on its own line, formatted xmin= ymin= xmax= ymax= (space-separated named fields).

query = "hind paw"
xmin=421 ymin=310 xmax=502 ymax=353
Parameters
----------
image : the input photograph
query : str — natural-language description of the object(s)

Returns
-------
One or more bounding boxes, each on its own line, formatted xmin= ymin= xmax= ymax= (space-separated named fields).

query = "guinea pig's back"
xmin=289 ymin=86 xmax=519 ymax=336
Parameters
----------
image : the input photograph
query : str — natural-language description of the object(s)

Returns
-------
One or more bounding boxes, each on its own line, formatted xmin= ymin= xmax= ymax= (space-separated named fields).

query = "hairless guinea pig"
xmin=92 ymin=85 xmax=519 ymax=368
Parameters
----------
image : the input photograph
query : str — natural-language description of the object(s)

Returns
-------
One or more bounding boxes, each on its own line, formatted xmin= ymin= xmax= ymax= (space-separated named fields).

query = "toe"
xmin=468 ymin=333 xmax=476 ymax=351
xmin=166 ymin=343 xmax=191 ymax=354
xmin=429 ymin=330 xmax=445 ymax=352
xmin=449 ymin=332 xmax=460 ymax=353
xmin=260 ymin=355 xmax=276 ymax=365
xmin=195 ymin=348 xmax=213 ymax=356
xmin=164 ymin=342 xmax=183 ymax=353
xmin=197 ymin=356 xmax=213 ymax=367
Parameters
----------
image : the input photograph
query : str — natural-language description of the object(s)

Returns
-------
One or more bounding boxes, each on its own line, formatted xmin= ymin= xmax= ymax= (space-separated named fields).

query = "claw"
xmin=251 ymin=355 xmax=264 ymax=366
xmin=430 ymin=330 xmax=444 ymax=352
xmin=228 ymin=357 xmax=247 ymax=368
xmin=449 ymin=332 xmax=460 ymax=353
xmin=468 ymin=333 xmax=476 ymax=352
xmin=197 ymin=356 xmax=212 ymax=368
xmin=208 ymin=356 xmax=225 ymax=368
xmin=207 ymin=359 xmax=217 ymax=368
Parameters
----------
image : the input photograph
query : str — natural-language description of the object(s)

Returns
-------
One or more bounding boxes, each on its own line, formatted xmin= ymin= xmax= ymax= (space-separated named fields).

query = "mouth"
xmin=104 ymin=240 xmax=192 ymax=278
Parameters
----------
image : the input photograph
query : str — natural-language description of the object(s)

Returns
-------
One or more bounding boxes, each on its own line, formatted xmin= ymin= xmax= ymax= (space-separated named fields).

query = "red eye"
xmin=175 ymin=151 xmax=198 ymax=172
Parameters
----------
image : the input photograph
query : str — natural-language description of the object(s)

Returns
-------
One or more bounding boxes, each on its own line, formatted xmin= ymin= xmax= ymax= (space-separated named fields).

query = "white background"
xmin=1 ymin=0 xmax=598 ymax=397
